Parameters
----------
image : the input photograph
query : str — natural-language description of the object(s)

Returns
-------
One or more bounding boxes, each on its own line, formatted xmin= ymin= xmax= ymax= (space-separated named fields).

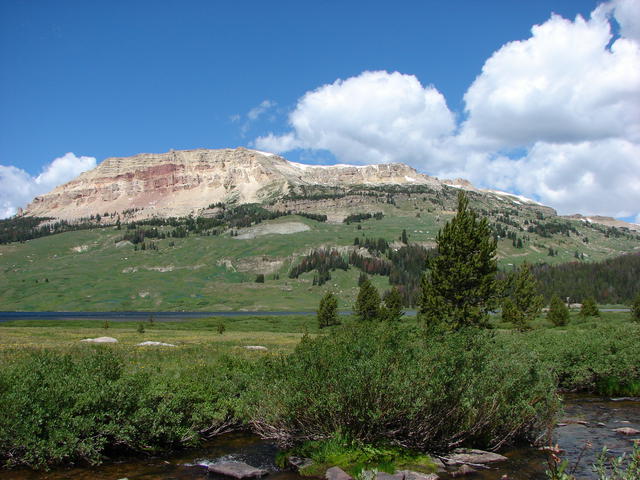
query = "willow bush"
xmin=0 ymin=348 xmax=255 ymax=469
xmin=251 ymin=323 xmax=559 ymax=452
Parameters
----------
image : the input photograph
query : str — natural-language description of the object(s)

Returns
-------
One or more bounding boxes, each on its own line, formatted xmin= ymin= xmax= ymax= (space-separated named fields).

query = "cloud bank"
xmin=0 ymin=153 xmax=96 ymax=219
xmin=255 ymin=0 xmax=640 ymax=220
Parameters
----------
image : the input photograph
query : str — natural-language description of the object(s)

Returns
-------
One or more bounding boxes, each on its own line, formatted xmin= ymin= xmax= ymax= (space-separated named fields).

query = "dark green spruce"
xmin=354 ymin=276 xmax=381 ymax=321
xmin=501 ymin=262 xmax=544 ymax=331
xmin=548 ymin=294 xmax=570 ymax=327
xmin=580 ymin=297 xmax=600 ymax=317
xmin=381 ymin=287 xmax=404 ymax=322
xmin=632 ymin=292 xmax=640 ymax=322
xmin=317 ymin=291 xmax=340 ymax=328
xmin=419 ymin=190 xmax=499 ymax=329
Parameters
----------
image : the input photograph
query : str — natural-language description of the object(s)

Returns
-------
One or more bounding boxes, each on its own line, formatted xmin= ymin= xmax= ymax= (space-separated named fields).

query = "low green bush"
xmin=251 ymin=323 xmax=559 ymax=452
xmin=3 ymin=320 xmax=638 ymax=471
xmin=0 ymin=347 xmax=256 ymax=469
xmin=518 ymin=323 xmax=640 ymax=394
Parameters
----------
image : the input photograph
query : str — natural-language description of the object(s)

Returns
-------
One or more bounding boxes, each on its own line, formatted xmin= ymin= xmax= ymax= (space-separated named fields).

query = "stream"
xmin=3 ymin=395 xmax=639 ymax=480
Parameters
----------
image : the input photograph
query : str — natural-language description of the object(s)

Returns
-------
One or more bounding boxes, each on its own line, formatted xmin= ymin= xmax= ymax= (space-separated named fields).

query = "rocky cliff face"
xmin=23 ymin=148 xmax=440 ymax=221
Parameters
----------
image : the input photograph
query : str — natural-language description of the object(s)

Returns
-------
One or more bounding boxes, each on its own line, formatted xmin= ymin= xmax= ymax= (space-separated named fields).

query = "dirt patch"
xmin=216 ymin=259 xmax=237 ymax=271
xmin=218 ymin=256 xmax=285 ymax=275
xmin=235 ymin=256 xmax=284 ymax=274
xmin=121 ymin=264 xmax=205 ymax=274
xmin=234 ymin=221 xmax=310 ymax=239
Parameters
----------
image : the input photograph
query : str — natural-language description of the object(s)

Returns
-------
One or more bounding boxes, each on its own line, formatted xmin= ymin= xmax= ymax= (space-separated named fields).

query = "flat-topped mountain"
xmin=23 ymin=147 xmax=442 ymax=221
xmin=20 ymin=146 xmax=639 ymax=234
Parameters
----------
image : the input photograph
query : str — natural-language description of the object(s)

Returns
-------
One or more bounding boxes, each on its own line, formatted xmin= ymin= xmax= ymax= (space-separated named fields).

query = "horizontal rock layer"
xmin=24 ymin=147 xmax=440 ymax=221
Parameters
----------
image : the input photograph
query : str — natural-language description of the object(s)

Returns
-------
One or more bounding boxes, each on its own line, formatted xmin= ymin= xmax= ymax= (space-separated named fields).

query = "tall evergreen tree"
xmin=548 ymin=294 xmax=570 ymax=327
xmin=317 ymin=291 xmax=339 ymax=328
xmin=354 ymin=277 xmax=381 ymax=321
xmin=502 ymin=262 xmax=544 ymax=331
xmin=381 ymin=287 xmax=404 ymax=322
xmin=418 ymin=191 xmax=498 ymax=329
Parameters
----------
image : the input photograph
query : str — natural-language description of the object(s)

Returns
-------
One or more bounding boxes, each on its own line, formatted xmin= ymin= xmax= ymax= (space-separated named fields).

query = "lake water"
xmin=3 ymin=395 xmax=638 ymax=480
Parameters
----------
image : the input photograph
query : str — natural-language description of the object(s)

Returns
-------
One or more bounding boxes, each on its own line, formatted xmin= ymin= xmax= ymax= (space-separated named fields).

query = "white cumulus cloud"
xmin=458 ymin=139 xmax=640 ymax=217
xmin=0 ymin=152 xmax=96 ymax=219
xmin=255 ymin=70 xmax=456 ymax=166
xmin=460 ymin=3 xmax=640 ymax=149
xmin=254 ymin=0 xmax=640 ymax=221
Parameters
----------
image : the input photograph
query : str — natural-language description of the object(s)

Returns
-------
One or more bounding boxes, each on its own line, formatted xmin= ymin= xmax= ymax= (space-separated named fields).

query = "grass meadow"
xmin=1 ymin=207 xmax=637 ymax=312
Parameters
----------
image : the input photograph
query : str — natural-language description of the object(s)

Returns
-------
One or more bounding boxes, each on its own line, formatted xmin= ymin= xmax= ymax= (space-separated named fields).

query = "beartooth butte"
xmin=25 ymin=145 xmax=636 ymax=229
xmin=23 ymin=147 xmax=449 ymax=221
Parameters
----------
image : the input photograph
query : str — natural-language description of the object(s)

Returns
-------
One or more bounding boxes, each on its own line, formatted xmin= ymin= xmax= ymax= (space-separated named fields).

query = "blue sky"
xmin=1 ymin=0 xmax=639 ymax=221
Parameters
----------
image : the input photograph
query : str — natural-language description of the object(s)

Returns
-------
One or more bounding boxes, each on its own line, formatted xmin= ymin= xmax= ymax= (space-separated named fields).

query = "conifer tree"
xmin=419 ymin=191 xmax=498 ymax=329
xmin=355 ymin=277 xmax=381 ymax=321
xmin=580 ymin=297 xmax=600 ymax=317
xmin=631 ymin=292 xmax=640 ymax=323
xmin=318 ymin=291 xmax=339 ymax=328
xmin=501 ymin=297 xmax=518 ymax=325
xmin=382 ymin=287 xmax=404 ymax=322
xmin=502 ymin=262 xmax=544 ymax=331
xmin=548 ymin=294 xmax=570 ymax=327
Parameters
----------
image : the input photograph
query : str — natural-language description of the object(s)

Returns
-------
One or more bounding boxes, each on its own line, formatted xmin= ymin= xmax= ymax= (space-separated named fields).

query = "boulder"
xmin=614 ymin=427 xmax=640 ymax=435
xmin=136 ymin=341 xmax=176 ymax=347
xmin=208 ymin=461 xmax=268 ymax=479
xmin=81 ymin=336 xmax=118 ymax=343
xmin=325 ymin=466 xmax=353 ymax=480
xmin=430 ymin=458 xmax=446 ymax=473
xmin=400 ymin=471 xmax=440 ymax=480
xmin=445 ymin=448 xmax=507 ymax=465
xmin=244 ymin=346 xmax=268 ymax=351
xmin=287 ymin=456 xmax=313 ymax=471
xmin=451 ymin=464 xmax=476 ymax=477
xmin=375 ymin=473 xmax=404 ymax=480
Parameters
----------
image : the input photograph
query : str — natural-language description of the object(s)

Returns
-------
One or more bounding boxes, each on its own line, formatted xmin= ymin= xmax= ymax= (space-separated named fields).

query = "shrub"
xmin=520 ymin=323 xmax=640 ymax=394
xmin=251 ymin=323 xmax=559 ymax=451
xmin=0 ymin=348 xmax=255 ymax=469
xmin=592 ymin=443 xmax=640 ymax=480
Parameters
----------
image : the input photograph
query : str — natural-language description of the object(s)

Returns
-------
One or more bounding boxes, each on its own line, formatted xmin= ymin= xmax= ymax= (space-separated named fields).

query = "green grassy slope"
xmin=1 ymin=192 xmax=638 ymax=311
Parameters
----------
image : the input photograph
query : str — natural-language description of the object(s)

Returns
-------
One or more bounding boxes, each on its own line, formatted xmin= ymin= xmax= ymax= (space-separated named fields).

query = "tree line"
xmin=530 ymin=253 xmax=640 ymax=304
xmin=0 ymin=203 xmax=330 ymax=245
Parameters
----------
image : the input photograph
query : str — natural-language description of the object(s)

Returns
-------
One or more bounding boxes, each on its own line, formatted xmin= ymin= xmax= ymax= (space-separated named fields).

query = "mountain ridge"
xmin=22 ymin=147 xmax=539 ymax=219
xmin=24 ymin=147 xmax=438 ymax=221
xmin=20 ymin=146 xmax=639 ymax=232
